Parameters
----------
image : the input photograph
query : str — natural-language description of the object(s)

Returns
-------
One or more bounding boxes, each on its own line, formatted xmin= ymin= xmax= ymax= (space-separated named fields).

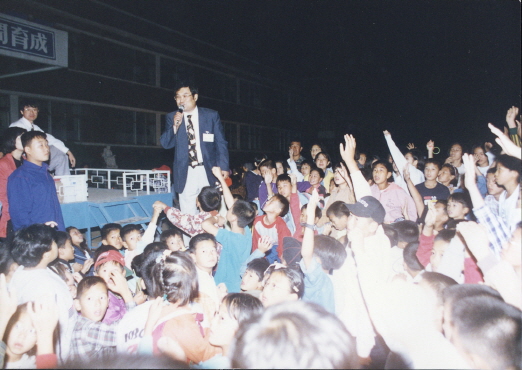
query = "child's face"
xmin=241 ymin=269 xmax=263 ymax=291
xmin=329 ymin=214 xmax=348 ymax=231
xmin=437 ymin=167 xmax=455 ymax=185
xmin=300 ymin=163 xmax=311 ymax=176
xmin=434 ymin=202 xmax=449 ymax=225
xmin=372 ymin=163 xmax=391 ymax=185
xmin=473 ymin=147 xmax=488 ymax=167
xmin=260 ymin=271 xmax=297 ymax=307
xmin=166 ymin=235 xmax=185 ymax=252
xmin=6 ymin=312 xmax=37 ymax=358
xmin=310 ymin=145 xmax=321 ymax=159
xmin=308 ymin=170 xmax=323 ymax=186
xmin=495 ymin=163 xmax=517 ymax=187
xmin=209 ymin=302 xmax=239 ymax=349
xmin=123 ymin=230 xmax=142 ymax=251
xmin=430 ymin=240 xmax=448 ymax=272
xmin=424 ymin=163 xmax=439 ymax=181
xmin=59 ymin=239 xmax=75 ymax=261
xmin=405 ymin=153 xmax=417 ymax=167
xmin=358 ymin=153 xmax=367 ymax=165
xmin=315 ymin=154 xmax=329 ymax=170
xmin=277 ymin=181 xmax=292 ymax=198
xmin=75 ymin=283 xmax=109 ymax=322
xmin=449 ymin=145 xmax=463 ymax=160
xmin=103 ymin=230 xmax=123 ymax=250
xmin=69 ymin=228 xmax=84 ymax=246
xmin=275 ymin=162 xmax=285 ymax=176
xmin=333 ymin=169 xmax=346 ymax=185
xmin=25 ymin=136 xmax=50 ymax=163
xmin=446 ymin=200 xmax=469 ymax=220
xmin=486 ymin=173 xmax=503 ymax=197
xmin=191 ymin=240 xmax=218 ymax=272
xmin=96 ymin=261 xmax=125 ymax=290
xmin=262 ymin=197 xmax=282 ymax=215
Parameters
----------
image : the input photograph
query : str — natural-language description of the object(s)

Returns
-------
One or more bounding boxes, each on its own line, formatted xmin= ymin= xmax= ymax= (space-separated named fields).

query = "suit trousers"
xmin=49 ymin=145 xmax=70 ymax=176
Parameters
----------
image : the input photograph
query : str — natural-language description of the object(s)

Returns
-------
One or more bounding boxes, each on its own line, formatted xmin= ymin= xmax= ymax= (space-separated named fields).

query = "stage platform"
xmin=60 ymin=188 xmax=173 ymax=246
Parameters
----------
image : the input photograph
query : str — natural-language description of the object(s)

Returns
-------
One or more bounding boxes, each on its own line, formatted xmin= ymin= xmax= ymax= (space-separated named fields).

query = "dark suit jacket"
xmin=160 ymin=107 xmax=229 ymax=193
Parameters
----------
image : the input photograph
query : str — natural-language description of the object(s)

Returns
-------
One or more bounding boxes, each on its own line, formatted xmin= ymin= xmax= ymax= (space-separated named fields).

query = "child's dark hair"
xmin=418 ymin=271 xmax=457 ymax=305
xmin=2 ymin=127 xmax=26 ymax=154
xmin=372 ymin=159 xmax=393 ymax=174
xmin=434 ymin=229 xmax=456 ymax=244
xmin=121 ymin=224 xmax=142 ymax=241
xmin=222 ymin=293 xmax=264 ymax=325
xmin=496 ymin=154 xmax=522 ymax=182
xmin=270 ymin=194 xmax=290 ymax=217
xmin=276 ymin=174 xmax=291 ymax=186
xmin=232 ymin=200 xmax=256 ymax=228
xmin=101 ymin=223 xmax=122 ymax=241
xmin=314 ymin=151 xmax=331 ymax=166
xmin=0 ymin=245 xmax=15 ymax=275
xmin=264 ymin=264 xmax=305 ymax=299
xmin=313 ymin=235 xmax=347 ymax=271
xmin=325 ymin=201 xmax=348 ymax=219
xmin=55 ymin=231 xmax=72 ymax=249
xmin=274 ymin=160 xmax=290 ymax=174
xmin=382 ymin=224 xmax=399 ymax=247
xmin=151 ymin=251 xmax=198 ymax=306
xmin=249 ymin=201 xmax=258 ymax=214
xmin=258 ymin=159 xmax=275 ymax=170
xmin=440 ymin=163 xmax=459 ymax=186
xmin=160 ymin=228 xmax=183 ymax=243
xmin=66 ymin=226 xmax=90 ymax=253
xmin=135 ymin=250 xmax=165 ymax=297
xmin=21 ymin=130 xmax=47 ymax=149
xmin=406 ymin=148 xmax=425 ymax=172
xmin=10 ymin=224 xmax=57 ymax=268
xmin=300 ymin=159 xmax=314 ymax=169
xmin=447 ymin=142 xmax=467 ymax=155
xmin=424 ymin=158 xmax=441 ymax=171
xmin=188 ymin=233 xmax=217 ymax=254
xmin=76 ymin=276 xmax=107 ymax=300
xmin=447 ymin=192 xmax=471 ymax=214
xmin=310 ymin=167 xmax=325 ymax=180
xmin=442 ymin=283 xmax=503 ymax=307
xmin=197 ymin=186 xmax=221 ymax=212
xmin=245 ymin=258 xmax=270 ymax=282
xmin=403 ymin=242 xmax=424 ymax=272
xmin=302 ymin=203 xmax=322 ymax=220
xmin=393 ymin=220 xmax=419 ymax=243
xmin=2 ymin=303 xmax=36 ymax=356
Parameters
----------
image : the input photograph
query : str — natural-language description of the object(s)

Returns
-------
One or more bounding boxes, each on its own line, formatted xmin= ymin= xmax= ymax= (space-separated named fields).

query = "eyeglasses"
xmin=23 ymin=107 xmax=39 ymax=112
xmin=174 ymin=94 xmax=192 ymax=101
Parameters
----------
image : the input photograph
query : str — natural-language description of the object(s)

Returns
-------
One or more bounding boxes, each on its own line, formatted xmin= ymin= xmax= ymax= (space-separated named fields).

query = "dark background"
xmin=101 ymin=0 xmax=521 ymax=159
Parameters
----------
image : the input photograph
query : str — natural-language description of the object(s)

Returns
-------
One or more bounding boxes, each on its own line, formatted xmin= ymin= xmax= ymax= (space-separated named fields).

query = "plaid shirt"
xmin=473 ymin=204 xmax=510 ymax=258
xmin=69 ymin=315 xmax=117 ymax=361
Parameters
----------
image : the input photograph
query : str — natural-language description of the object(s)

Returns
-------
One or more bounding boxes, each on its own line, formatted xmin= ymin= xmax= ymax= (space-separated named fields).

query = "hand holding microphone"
xmin=173 ymin=105 xmax=184 ymax=133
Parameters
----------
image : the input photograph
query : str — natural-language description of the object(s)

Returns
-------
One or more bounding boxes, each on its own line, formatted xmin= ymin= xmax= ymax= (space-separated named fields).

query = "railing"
xmin=71 ymin=168 xmax=171 ymax=197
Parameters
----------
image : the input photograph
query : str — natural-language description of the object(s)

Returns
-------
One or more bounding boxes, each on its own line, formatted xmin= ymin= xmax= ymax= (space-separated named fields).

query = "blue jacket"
xmin=7 ymin=161 xmax=65 ymax=231
xmin=160 ymin=107 xmax=229 ymax=193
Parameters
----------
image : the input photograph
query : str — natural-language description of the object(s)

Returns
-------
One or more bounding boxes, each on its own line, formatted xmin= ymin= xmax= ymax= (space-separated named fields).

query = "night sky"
xmin=106 ymin=0 xmax=520 ymax=156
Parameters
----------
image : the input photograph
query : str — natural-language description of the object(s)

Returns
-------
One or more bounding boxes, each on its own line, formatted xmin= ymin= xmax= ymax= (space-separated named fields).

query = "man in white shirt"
xmin=10 ymin=100 xmax=76 ymax=176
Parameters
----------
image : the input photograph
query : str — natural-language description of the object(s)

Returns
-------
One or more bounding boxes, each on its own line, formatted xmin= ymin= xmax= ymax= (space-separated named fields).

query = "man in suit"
xmin=161 ymin=83 xmax=229 ymax=215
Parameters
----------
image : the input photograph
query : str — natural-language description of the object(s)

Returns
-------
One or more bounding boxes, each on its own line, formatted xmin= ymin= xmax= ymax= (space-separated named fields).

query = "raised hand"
xmin=426 ymin=140 xmax=434 ymax=152
xmin=456 ymin=221 xmax=490 ymax=261
xmin=383 ymin=130 xmax=391 ymax=137
xmin=506 ymin=106 xmax=519 ymax=128
xmin=406 ymin=143 xmax=416 ymax=150
xmin=340 ymin=134 xmax=357 ymax=165
xmin=258 ymin=235 xmax=273 ymax=254
xmin=488 ymin=123 xmax=521 ymax=159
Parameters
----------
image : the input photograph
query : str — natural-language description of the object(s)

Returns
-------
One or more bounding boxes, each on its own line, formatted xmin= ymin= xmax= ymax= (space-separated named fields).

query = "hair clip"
xmin=263 ymin=262 xmax=286 ymax=276
xmin=163 ymin=293 xmax=168 ymax=301
xmin=292 ymin=286 xmax=299 ymax=293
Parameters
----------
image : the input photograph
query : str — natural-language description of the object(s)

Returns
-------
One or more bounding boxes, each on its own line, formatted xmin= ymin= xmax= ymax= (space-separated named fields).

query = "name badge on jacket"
xmin=203 ymin=132 xmax=214 ymax=142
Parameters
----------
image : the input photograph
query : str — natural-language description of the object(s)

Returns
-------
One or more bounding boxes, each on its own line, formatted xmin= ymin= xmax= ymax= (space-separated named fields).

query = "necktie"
xmin=186 ymin=115 xmax=199 ymax=168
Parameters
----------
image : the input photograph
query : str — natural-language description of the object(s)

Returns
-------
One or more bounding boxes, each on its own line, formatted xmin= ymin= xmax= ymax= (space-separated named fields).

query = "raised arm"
xmin=301 ymin=189 xmax=319 ymax=269
xmin=212 ymin=166 xmax=234 ymax=209
xmin=383 ymin=130 xmax=407 ymax=178
xmin=488 ymin=123 xmax=521 ymax=158
xmin=426 ymin=140 xmax=435 ymax=159
xmin=340 ymin=134 xmax=371 ymax=199
xmin=403 ymin=164 xmax=424 ymax=218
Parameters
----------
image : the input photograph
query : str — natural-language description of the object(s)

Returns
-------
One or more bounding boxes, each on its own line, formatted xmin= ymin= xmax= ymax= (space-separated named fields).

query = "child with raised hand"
xmin=494 ymin=154 xmax=521 ymax=232
xmin=67 ymin=227 xmax=94 ymax=276
xmin=93 ymin=249 xmax=137 ymax=324
xmin=300 ymin=189 xmax=346 ymax=313
xmin=259 ymin=263 xmax=304 ymax=307
xmin=437 ymin=163 xmax=459 ymax=194
xmin=121 ymin=204 xmax=162 ymax=269
xmin=201 ymin=167 xmax=256 ymax=294
xmin=314 ymin=151 xmax=334 ymax=187
xmin=445 ymin=192 xmax=472 ymax=228
xmin=444 ymin=143 xmax=466 ymax=186
xmin=383 ymin=131 xmax=425 ymax=192
xmin=3 ymin=298 xmax=59 ymax=369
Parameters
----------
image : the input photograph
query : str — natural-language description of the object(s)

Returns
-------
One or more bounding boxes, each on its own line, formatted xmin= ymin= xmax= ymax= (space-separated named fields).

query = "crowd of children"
xmin=0 ymin=105 xmax=521 ymax=369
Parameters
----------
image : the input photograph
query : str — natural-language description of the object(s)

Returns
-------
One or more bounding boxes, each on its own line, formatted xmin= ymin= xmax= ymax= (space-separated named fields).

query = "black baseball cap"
xmin=345 ymin=196 xmax=386 ymax=224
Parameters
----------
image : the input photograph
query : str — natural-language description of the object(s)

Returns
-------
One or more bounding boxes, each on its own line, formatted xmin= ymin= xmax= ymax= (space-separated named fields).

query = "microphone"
xmin=175 ymin=105 xmax=184 ymax=125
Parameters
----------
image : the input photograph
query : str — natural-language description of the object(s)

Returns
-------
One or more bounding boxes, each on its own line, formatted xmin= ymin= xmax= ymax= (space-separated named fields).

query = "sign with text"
xmin=0 ymin=13 xmax=68 ymax=67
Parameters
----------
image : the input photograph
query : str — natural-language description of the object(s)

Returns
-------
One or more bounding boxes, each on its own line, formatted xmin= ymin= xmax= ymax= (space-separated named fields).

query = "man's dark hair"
xmin=174 ymin=82 xmax=198 ymax=96
xmin=197 ymin=186 xmax=221 ymax=212
xmin=393 ymin=220 xmax=419 ymax=243
xmin=313 ymin=235 xmax=347 ymax=271
xmin=10 ymin=224 xmax=57 ymax=267
xmin=121 ymin=224 xmax=143 ymax=241
xmin=101 ymin=223 xmax=122 ymax=241
xmin=271 ymin=194 xmax=289 ymax=217
xmin=450 ymin=295 xmax=521 ymax=370
xmin=18 ymin=99 xmax=39 ymax=111
xmin=188 ymin=233 xmax=217 ymax=254
xmin=325 ymin=201 xmax=350 ymax=219
xmin=2 ymin=127 xmax=26 ymax=154
xmin=232 ymin=200 xmax=256 ymax=228
xmin=230 ymin=301 xmax=358 ymax=369
xmin=76 ymin=276 xmax=107 ymax=300
xmin=245 ymin=257 xmax=270 ymax=281
xmin=403 ymin=242 xmax=424 ymax=272
xmin=310 ymin=167 xmax=325 ymax=179
xmin=21 ymin=130 xmax=46 ymax=149
xmin=496 ymin=154 xmax=522 ymax=181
